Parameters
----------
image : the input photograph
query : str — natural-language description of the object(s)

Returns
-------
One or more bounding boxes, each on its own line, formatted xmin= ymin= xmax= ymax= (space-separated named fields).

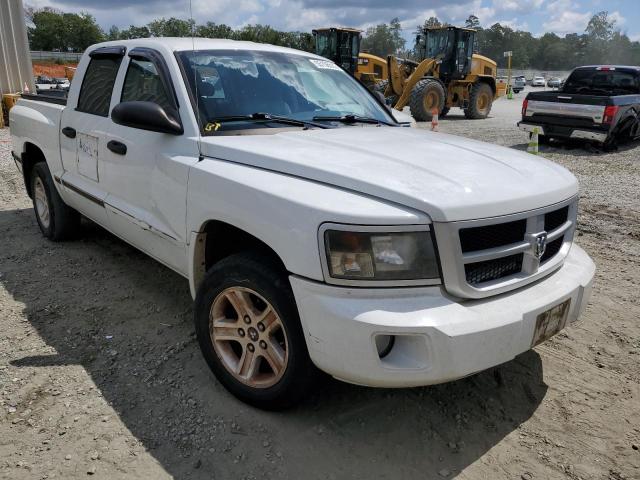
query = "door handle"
xmin=62 ymin=127 xmax=76 ymax=138
xmin=107 ymin=140 xmax=127 ymax=155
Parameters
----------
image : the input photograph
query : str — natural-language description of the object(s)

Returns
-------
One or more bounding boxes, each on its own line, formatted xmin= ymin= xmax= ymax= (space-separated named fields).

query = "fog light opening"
xmin=375 ymin=334 xmax=395 ymax=359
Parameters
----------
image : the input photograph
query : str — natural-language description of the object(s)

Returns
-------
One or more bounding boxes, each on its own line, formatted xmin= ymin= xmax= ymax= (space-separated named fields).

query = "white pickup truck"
xmin=10 ymin=38 xmax=595 ymax=410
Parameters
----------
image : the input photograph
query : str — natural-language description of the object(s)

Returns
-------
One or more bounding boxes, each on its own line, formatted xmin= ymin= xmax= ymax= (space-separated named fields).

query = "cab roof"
xmin=312 ymin=27 xmax=362 ymax=34
xmin=86 ymin=37 xmax=324 ymax=59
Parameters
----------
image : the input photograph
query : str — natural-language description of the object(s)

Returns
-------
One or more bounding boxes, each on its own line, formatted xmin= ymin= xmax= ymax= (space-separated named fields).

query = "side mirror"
xmin=111 ymin=101 xmax=183 ymax=135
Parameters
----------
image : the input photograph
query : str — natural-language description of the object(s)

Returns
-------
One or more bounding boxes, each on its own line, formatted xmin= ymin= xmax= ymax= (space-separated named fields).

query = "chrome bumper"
xmin=518 ymin=122 xmax=608 ymax=143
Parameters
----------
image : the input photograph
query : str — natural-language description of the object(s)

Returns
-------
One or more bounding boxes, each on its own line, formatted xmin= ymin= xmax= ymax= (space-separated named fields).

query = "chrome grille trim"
xmin=433 ymin=196 xmax=578 ymax=299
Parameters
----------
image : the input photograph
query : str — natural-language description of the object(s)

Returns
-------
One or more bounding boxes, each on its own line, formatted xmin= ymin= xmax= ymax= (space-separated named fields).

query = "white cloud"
xmin=543 ymin=0 xmax=591 ymax=35
xmin=609 ymin=11 xmax=625 ymax=27
xmin=495 ymin=0 xmax=544 ymax=13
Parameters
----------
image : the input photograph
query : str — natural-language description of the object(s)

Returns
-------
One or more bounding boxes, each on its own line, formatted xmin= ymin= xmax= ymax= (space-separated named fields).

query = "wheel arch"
xmin=476 ymin=76 xmax=497 ymax=95
xmin=20 ymin=142 xmax=47 ymax=198
xmin=189 ymin=219 xmax=288 ymax=298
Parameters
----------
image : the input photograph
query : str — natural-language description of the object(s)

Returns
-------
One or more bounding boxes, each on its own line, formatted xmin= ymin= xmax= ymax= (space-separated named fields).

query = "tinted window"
xmin=77 ymin=56 xmax=122 ymax=116
xmin=121 ymin=58 xmax=173 ymax=111
xmin=563 ymin=68 xmax=640 ymax=94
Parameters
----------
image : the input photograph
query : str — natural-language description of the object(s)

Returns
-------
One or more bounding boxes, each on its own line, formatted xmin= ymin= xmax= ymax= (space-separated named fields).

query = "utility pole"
xmin=504 ymin=51 xmax=513 ymax=99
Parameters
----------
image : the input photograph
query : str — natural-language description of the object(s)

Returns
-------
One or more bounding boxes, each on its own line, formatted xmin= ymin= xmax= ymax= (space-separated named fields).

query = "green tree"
xmin=586 ymin=11 xmax=616 ymax=41
xmin=107 ymin=25 xmax=121 ymax=41
xmin=120 ymin=25 xmax=151 ymax=39
xmin=196 ymin=22 xmax=234 ymax=39
xmin=28 ymin=8 xmax=103 ymax=51
xmin=29 ymin=8 xmax=65 ymax=50
xmin=63 ymin=13 xmax=104 ymax=51
xmin=148 ymin=17 xmax=194 ymax=37
xmin=465 ymin=15 xmax=480 ymax=29
xmin=362 ymin=18 xmax=405 ymax=57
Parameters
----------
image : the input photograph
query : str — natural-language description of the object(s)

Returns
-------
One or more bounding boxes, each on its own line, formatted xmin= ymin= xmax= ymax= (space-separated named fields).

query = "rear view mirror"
xmin=111 ymin=101 xmax=183 ymax=135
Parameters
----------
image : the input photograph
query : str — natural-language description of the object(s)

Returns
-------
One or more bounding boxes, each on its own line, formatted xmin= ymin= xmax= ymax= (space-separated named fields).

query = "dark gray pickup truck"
xmin=518 ymin=65 xmax=640 ymax=147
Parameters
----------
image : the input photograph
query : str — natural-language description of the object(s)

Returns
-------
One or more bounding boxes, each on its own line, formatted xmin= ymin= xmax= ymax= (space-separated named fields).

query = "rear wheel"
xmin=194 ymin=253 xmax=318 ymax=410
xmin=409 ymin=78 xmax=445 ymax=121
xmin=464 ymin=82 xmax=494 ymax=119
xmin=31 ymin=162 xmax=80 ymax=241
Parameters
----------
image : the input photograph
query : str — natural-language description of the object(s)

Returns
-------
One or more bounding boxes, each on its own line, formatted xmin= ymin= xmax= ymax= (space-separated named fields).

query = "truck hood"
xmin=200 ymin=127 xmax=577 ymax=222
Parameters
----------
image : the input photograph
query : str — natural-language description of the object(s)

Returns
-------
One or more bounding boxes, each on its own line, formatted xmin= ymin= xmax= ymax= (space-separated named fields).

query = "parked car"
xmin=496 ymin=75 xmax=526 ymax=93
xmin=512 ymin=76 xmax=526 ymax=93
xmin=547 ymin=77 xmax=562 ymax=88
xmin=532 ymin=76 xmax=546 ymax=87
xmin=10 ymin=38 xmax=595 ymax=409
xmin=519 ymin=65 xmax=640 ymax=147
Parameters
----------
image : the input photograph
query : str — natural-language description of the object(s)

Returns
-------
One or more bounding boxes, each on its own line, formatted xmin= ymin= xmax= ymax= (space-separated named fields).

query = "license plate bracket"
xmin=531 ymin=298 xmax=571 ymax=347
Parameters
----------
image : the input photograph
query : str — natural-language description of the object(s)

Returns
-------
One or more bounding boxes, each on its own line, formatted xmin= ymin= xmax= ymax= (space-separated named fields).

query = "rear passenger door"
xmin=101 ymin=48 xmax=198 ymax=276
xmin=59 ymin=46 xmax=126 ymax=227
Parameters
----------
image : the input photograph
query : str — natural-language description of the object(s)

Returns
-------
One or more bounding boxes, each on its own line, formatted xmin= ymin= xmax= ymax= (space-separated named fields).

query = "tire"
xmin=31 ymin=162 xmax=80 ymax=241
xmin=440 ymin=106 xmax=450 ymax=118
xmin=374 ymin=80 xmax=398 ymax=107
xmin=194 ymin=252 xmax=318 ymax=410
xmin=409 ymin=78 xmax=445 ymax=121
xmin=464 ymin=82 xmax=494 ymax=119
xmin=513 ymin=89 xmax=521 ymax=94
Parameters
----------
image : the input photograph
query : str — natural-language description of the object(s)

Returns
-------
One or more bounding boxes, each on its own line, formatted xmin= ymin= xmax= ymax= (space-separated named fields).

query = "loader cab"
xmin=313 ymin=27 xmax=361 ymax=75
xmin=416 ymin=27 xmax=476 ymax=81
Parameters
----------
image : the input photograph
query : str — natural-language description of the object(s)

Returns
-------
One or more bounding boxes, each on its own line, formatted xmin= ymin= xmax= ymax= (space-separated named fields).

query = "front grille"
xmin=459 ymin=219 xmax=526 ymax=253
xmin=465 ymin=254 xmax=523 ymax=285
xmin=436 ymin=199 xmax=578 ymax=298
xmin=541 ymin=236 xmax=563 ymax=263
xmin=545 ymin=206 xmax=568 ymax=231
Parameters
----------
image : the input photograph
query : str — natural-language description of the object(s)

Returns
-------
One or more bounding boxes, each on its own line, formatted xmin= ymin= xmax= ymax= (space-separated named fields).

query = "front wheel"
xmin=194 ymin=253 xmax=318 ymax=410
xmin=409 ymin=78 xmax=445 ymax=121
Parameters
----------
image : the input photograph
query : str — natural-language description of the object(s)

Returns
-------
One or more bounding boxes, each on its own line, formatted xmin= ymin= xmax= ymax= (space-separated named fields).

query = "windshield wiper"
xmin=209 ymin=112 xmax=328 ymax=129
xmin=312 ymin=114 xmax=396 ymax=126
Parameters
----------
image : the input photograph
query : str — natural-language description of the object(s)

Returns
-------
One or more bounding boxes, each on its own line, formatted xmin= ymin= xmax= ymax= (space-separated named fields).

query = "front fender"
xmin=186 ymin=157 xmax=429 ymax=291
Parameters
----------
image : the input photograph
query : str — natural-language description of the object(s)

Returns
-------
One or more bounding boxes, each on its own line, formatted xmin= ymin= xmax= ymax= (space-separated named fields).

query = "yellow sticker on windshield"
xmin=204 ymin=122 xmax=221 ymax=132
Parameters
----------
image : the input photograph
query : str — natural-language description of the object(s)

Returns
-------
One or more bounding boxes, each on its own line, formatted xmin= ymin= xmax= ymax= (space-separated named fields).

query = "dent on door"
xmin=76 ymin=133 xmax=100 ymax=181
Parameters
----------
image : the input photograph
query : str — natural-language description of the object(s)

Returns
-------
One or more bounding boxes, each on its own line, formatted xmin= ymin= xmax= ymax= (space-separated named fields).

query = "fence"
xmin=497 ymin=69 xmax=572 ymax=80
xmin=30 ymin=50 xmax=84 ymax=62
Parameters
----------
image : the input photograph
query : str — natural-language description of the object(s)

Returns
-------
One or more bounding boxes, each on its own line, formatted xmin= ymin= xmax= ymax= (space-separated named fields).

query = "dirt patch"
xmin=32 ymin=62 xmax=77 ymax=78
xmin=1 ymin=92 xmax=639 ymax=479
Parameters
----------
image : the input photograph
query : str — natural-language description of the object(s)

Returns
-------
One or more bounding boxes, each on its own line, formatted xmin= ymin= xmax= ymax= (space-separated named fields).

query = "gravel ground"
xmin=1 ymin=89 xmax=639 ymax=480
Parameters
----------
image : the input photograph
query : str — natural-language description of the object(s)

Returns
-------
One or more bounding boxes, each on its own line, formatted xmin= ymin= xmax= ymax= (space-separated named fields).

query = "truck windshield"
xmin=424 ymin=30 xmax=453 ymax=59
xmin=176 ymin=49 xmax=394 ymax=133
xmin=563 ymin=68 xmax=639 ymax=94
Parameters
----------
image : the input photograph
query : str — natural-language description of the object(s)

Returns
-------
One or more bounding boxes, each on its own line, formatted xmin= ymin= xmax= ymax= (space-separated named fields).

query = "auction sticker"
xmin=309 ymin=58 xmax=341 ymax=71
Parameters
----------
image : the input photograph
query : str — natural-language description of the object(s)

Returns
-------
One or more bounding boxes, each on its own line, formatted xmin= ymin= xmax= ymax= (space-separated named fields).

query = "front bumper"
xmin=290 ymin=244 xmax=595 ymax=388
xmin=518 ymin=121 xmax=609 ymax=143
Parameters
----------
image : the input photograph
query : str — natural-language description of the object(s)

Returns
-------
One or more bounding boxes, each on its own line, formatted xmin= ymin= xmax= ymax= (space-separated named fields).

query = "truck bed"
xmin=21 ymin=92 xmax=68 ymax=106
xmin=521 ymin=91 xmax=640 ymax=144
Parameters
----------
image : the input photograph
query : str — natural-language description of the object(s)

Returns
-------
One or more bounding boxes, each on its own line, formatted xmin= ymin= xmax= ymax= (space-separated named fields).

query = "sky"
xmin=24 ymin=0 xmax=640 ymax=42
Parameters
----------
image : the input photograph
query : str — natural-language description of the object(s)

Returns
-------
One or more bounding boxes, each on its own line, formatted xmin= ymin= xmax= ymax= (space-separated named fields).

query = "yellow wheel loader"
xmin=312 ymin=27 xmax=387 ymax=87
xmin=381 ymin=26 xmax=504 ymax=121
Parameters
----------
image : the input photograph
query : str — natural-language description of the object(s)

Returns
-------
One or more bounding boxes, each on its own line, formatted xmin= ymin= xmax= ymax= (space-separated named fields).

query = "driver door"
xmin=100 ymin=48 xmax=199 ymax=275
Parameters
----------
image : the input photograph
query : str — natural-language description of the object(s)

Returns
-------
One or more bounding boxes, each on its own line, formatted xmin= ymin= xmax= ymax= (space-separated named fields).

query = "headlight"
xmin=321 ymin=226 xmax=440 ymax=286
